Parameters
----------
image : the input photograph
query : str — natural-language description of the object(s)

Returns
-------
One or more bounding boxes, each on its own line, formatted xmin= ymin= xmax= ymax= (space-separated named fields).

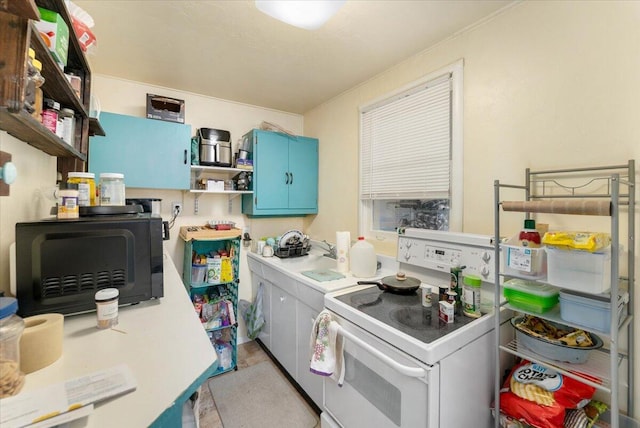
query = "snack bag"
xmin=499 ymin=361 xmax=596 ymax=428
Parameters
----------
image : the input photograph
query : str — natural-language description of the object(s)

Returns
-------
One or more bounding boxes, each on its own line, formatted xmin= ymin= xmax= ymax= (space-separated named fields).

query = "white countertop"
xmin=247 ymin=246 xmax=398 ymax=294
xmin=10 ymin=253 xmax=217 ymax=427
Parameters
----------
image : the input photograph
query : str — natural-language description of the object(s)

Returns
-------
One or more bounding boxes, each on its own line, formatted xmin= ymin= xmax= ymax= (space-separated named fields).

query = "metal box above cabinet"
xmin=89 ymin=112 xmax=191 ymax=190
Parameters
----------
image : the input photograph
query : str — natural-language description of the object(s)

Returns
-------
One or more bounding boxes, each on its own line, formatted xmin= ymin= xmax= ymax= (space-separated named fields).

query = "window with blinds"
xmin=359 ymin=61 xmax=463 ymax=237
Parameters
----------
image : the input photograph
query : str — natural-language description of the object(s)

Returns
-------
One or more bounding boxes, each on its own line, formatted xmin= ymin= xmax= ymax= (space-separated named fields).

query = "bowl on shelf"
xmin=510 ymin=315 xmax=603 ymax=364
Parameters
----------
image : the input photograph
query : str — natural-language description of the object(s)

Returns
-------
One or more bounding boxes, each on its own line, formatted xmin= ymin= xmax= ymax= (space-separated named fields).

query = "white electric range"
xmin=322 ymin=229 xmax=511 ymax=428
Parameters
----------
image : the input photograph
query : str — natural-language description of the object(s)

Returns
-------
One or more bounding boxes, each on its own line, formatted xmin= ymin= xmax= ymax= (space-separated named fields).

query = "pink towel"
xmin=309 ymin=310 xmax=345 ymax=386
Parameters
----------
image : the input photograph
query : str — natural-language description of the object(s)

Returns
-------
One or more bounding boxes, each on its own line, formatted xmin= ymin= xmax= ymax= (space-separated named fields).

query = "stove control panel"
xmin=397 ymin=233 xmax=497 ymax=282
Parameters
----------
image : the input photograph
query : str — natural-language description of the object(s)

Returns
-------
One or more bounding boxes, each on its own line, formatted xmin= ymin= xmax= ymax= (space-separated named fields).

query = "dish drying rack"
xmin=275 ymin=230 xmax=311 ymax=258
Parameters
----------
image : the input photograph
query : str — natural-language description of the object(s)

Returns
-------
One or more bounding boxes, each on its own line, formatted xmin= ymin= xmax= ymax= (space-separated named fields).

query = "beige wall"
xmin=0 ymin=133 xmax=57 ymax=297
xmin=304 ymin=0 xmax=640 ymax=414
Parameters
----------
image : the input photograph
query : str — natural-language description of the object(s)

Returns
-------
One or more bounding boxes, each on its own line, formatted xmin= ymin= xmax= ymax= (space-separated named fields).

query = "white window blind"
xmin=360 ymin=74 xmax=452 ymax=200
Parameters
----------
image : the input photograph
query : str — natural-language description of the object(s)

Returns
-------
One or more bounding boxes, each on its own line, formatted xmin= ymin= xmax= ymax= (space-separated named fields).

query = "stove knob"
xmin=481 ymin=251 xmax=492 ymax=262
xmin=404 ymin=252 xmax=411 ymax=261
xmin=480 ymin=264 xmax=491 ymax=276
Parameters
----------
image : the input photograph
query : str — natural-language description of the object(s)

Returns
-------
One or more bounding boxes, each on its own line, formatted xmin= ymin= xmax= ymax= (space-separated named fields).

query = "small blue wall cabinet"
xmin=89 ymin=112 xmax=191 ymax=190
xmin=242 ymin=129 xmax=318 ymax=216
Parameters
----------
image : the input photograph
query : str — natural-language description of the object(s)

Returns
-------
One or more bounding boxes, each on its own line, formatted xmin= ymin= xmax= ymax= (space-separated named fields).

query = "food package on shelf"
xmin=541 ymin=231 xmax=611 ymax=252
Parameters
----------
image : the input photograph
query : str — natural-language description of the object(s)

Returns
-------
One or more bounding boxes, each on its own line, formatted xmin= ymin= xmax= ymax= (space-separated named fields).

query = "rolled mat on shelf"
xmin=501 ymin=200 xmax=611 ymax=216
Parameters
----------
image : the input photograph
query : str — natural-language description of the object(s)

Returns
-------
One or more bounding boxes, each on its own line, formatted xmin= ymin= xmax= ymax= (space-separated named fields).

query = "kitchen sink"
xmin=276 ymin=253 xmax=338 ymax=272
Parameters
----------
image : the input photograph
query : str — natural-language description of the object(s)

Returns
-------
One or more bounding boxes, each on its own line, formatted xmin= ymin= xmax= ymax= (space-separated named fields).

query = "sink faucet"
xmin=319 ymin=240 xmax=337 ymax=259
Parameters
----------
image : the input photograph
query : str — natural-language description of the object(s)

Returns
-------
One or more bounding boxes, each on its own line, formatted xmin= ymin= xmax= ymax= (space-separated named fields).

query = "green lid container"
xmin=463 ymin=274 xmax=482 ymax=288
xmin=503 ymin=278 xmax=559 ymax=313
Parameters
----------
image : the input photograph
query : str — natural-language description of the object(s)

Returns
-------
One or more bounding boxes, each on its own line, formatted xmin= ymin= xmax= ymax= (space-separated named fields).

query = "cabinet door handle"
xmin=285 ymin=172 xmax=290 ymax=185
xmin=184 ymin=149 xmax=188 ymax=165
xmin=289 ymin=172 xmax=293 ymax=185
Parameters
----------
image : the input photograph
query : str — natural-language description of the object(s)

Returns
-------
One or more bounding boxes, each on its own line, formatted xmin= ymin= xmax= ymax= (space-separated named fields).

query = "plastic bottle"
xmin=57 ymin=182 xmax=79 ymax=219
xmin=68 ymin=172 xmax=96 ymax=206
xmin=60 ymin=108 xmax=75 ymax=146
xmin=462 ymin=275 xmax=482 ymax=318
xmin=31 ymin=59 xmax=45 ymax=122
xmin=99 ymin=173 xmax=125 ymax=206
xmin=24 ymin=49 xmax=37 ymax=114
xmin=95 ymin=288 xmax=119 ymax=329
xmin=42 ymin=98 xmax=60 ymax=135
xmin=519 ymin=219 xmax=541 ymax=248
xmin=350 ymin=236 xmax=377 ymax=277
xmin=0 ymin=297 xmax=25 ymax=397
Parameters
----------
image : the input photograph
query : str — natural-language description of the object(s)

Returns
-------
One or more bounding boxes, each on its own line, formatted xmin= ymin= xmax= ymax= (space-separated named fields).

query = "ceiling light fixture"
xmin=255 ymin=0 xmax=346 ymax=30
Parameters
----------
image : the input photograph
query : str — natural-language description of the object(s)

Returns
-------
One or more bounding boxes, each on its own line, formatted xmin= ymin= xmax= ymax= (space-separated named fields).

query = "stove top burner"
xmin=336 ymin=285 xmax=477 ymax=344
xmin=390 ymin=307 xmax=433 ymax=331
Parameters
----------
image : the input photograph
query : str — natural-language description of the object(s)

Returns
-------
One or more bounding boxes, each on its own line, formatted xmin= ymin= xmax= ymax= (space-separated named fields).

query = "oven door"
xmin=323 ymin=312 xmax=438 ymax=428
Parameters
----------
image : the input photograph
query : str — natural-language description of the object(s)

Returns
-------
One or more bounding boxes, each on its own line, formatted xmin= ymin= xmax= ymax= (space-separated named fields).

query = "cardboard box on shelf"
xmin=35 ymin=7 xmax=70 ymax=68
xmin=146 ymin=94 xmax=185 ymax=123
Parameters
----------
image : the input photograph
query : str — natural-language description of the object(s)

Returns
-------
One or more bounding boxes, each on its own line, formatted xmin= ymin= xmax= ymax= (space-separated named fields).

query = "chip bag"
xmin=499 ymin=361 xmax=597 ymax=428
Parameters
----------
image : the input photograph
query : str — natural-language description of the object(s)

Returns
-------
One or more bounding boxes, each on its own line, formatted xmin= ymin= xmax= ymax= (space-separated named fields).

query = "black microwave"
xmin=15 ymin=214 xmax=166 ymax=317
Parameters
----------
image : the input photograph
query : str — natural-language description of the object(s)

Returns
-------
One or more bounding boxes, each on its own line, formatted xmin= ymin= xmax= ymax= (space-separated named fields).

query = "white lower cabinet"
xmin=270 ymin=284 xmax=297 ymax=376
xmin=248 ymin=260 xmax=324 ymax=409
xmin=296 ymin=300 xmax=322 ymax=407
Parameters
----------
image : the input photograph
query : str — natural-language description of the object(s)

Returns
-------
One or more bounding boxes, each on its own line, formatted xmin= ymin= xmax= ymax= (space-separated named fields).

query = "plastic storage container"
xmin=99 ymin=173 xmax=125 ymax=206
xmin=503 ymin=278 xmax=559 ymax=313
xmin=502 ymin=241 xmax=547 ymax=279
xmin=0 ymin=297 xmax=26 ymax=398
xmin=546 ymin=246 xmax=611 ymax=293
xmin=68 ymin=172 xmax=96 ymax=206
xmin=350 ymin=236 xmax=377 ymax=278
xmin=462 ymin=274 xmax=482 ymax=318
xmin=559 ymin=289 xmax=627 ymax=333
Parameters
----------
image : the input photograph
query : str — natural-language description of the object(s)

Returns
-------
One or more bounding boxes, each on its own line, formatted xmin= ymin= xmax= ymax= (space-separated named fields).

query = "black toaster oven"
xmin=15 ymin=213 xmax=166 ymax=317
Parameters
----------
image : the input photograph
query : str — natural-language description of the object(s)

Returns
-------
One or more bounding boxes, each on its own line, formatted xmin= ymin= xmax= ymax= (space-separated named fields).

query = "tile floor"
xmin=198 ymin=341 xmax=321 ymax=428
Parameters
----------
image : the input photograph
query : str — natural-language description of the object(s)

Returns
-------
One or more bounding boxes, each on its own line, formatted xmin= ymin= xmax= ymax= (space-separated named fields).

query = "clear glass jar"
xmin=68 ymin=172 xmax=96 ymax=206
xmin=95 ymin=288 xmax=119 ymax=329
xmin=99 ymin=173 xmax=125 ymax=206
xmin=0 ymin=297 xmax=26 ymax=398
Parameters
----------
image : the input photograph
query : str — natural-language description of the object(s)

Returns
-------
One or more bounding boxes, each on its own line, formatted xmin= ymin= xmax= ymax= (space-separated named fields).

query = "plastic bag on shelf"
xmin=65 ymin=0 xmax=97 ymax=53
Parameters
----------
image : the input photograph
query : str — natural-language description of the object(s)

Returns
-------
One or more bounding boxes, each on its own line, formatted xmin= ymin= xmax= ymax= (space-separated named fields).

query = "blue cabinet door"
xmin=89 ymin=112 xmax=191 ymax=190
xmin=241 ymin=129 xmax=318 ymax=216
xmin=254 ymin=130 xmax=289 ymax=210
xmin=288 ymin=136 xmax=318 ymax=210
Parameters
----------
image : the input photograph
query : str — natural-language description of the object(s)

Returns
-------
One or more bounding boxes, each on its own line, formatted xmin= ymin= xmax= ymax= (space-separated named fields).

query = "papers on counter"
xmin=0 ymin=364 xmax=136 ymax=428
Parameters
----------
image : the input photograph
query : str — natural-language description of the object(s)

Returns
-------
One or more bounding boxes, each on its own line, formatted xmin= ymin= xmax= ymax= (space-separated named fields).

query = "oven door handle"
xmin=331 ymin=321 xmax=427 ymax=378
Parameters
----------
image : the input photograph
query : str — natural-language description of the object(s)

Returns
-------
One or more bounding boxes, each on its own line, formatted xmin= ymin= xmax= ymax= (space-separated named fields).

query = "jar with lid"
xmin=519 ymin=219 xmax=541 ymax=248
xmin=68 ymin=172 xmax=96 ymax=206
xmin=99 ymin=173 xmax=125 ymax=206
xmin=59 ymin=108 xmax=75 ymax=146
xmin=57 ymin=182 xmax=79 ymax=219
xmin=462 ymin=274 xmax=482 ymax=318
xmin=42 ymin=98 xmax=60 ymax=135
xmin=95 ymin=288 xmax=119 ymax=329
xmin=0 ymin=297 xmax=26 ymax=398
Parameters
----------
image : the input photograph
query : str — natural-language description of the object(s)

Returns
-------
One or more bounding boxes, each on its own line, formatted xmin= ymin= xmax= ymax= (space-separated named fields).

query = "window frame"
xmin=358 ymin=59 xmax=464 ymax=242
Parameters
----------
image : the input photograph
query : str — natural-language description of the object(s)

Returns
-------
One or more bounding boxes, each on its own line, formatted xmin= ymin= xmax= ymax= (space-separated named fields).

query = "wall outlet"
xmin=172 ymin=202 xmax=183 ymax=216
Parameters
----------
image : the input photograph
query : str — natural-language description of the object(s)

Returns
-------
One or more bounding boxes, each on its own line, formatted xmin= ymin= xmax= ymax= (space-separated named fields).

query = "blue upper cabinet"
xmin=89 ymin=112 xmax=191 ymax=190
xmin=242 ymin=130 xmax=318 ymax=216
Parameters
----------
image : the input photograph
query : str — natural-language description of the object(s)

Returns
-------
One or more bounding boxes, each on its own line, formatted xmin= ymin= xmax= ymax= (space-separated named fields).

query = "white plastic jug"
xmin=350 ymin=237 xmax=377 ymax=277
